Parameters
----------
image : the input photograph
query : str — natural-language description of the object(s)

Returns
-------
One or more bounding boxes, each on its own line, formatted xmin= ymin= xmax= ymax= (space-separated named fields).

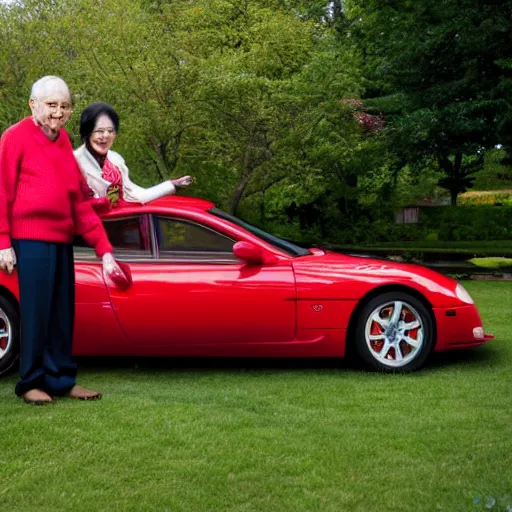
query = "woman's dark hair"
xmin=79 ymin=102 xmax=120 ymax=142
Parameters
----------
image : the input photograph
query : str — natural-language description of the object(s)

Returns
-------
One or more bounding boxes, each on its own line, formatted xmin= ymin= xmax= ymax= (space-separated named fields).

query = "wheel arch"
xmin=0 ymin=285 xmax=19 ymax=313
xmin=345 ymin=284 xmax=437 ymax=355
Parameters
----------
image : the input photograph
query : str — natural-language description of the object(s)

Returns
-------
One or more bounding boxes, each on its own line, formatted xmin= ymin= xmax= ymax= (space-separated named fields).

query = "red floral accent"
xmin=354 ymin=112 xmax=386 ymax=133
xmin=340 ymin=98 xmax=386 ymax=133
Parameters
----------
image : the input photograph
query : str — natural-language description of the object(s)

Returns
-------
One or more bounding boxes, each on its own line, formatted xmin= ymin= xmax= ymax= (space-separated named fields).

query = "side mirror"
xmin=233 ymin=241 xmax=277 ymax=265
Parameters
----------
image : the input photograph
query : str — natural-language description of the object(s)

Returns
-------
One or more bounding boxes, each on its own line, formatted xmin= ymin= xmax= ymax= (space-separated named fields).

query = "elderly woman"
xmin=0 ymin=76 xmax=126 ymax=405
xmin=74 ymin=102 xmax=192 ymax=207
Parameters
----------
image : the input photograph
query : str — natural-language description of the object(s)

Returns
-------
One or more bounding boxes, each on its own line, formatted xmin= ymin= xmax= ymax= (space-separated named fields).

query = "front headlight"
xmin=455 ymin=283 xmax=474 ymax=304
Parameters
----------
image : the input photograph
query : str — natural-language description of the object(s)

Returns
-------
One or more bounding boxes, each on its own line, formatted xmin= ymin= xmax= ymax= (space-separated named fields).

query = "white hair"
xmin=30 ymin=76 xmax=71 ymax=101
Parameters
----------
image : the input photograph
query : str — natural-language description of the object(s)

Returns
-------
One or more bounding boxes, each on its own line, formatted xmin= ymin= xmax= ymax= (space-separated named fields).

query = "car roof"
xmin=104 ymin=195 xmax=215 ymax=217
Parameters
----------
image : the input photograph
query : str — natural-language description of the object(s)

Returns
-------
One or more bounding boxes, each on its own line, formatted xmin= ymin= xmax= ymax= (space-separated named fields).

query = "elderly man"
xmin=0 ymin=76 xmax=125 ymax=405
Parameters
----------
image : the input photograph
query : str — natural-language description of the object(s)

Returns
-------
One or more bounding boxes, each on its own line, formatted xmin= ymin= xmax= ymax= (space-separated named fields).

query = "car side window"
xmin=154 ymin=216 xmax=237 ymax=262
xmin=74 ymin=215 xmax=152 ymax=260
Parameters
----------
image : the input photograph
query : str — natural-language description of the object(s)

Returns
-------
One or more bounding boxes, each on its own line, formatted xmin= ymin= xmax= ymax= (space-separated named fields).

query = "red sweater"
xmin=0 ymin=117 xmax=113 ymax=257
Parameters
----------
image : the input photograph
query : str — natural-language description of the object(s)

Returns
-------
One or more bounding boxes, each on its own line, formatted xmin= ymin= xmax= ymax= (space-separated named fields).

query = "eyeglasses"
xmin=43 ymin=101 xmax=72 ymax=113
xmin=92 ymin=128 xmax=116 ymax=136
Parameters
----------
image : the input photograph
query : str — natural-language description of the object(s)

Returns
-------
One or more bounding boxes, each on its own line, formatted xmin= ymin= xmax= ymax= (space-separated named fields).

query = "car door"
xmin=106 ymin=214 xmax=297 ymax=346
xmin=72 ymin=245 xmax=129 ymax=355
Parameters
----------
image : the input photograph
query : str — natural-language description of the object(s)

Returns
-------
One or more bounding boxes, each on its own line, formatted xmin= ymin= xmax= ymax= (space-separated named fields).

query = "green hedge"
xmin=246 ymin=205 xmax=512 ymax=246
xmin=458 ymin=192 xmax=512 ymax=206
xmin=420 ymin=206 xmax=512 ymax=241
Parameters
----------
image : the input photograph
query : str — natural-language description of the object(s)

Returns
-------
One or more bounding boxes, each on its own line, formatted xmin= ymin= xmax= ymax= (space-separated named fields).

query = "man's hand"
xmin=102 ymin=252 xmax=122 ymax=279
xmin=171 ymin=176 xmax=193 ymax=188
xmin=0 ymin=248 xmax=16 ymax=274
xmin=102 ymin=253 xmax=132 ymax=290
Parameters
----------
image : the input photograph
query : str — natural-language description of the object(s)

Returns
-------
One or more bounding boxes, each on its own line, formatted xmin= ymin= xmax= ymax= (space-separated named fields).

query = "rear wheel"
xmin=0 ymin=295 xmax=19 ymax=377
xmin=354 ymin=291 xmax=434 ymax=372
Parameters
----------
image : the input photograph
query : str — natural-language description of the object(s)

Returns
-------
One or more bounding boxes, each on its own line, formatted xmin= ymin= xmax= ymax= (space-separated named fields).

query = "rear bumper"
xmin=433 ymin=305 xmax=494 ymax=352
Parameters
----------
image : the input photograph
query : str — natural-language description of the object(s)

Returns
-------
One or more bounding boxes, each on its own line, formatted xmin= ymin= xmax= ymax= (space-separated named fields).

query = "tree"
xmin=345 ymin=0 xmax=512 ymax=204
xmin=173 ymin=0 xmax=319 ymax=215
xmin=0 ymin=0 xmax=374 ymax=242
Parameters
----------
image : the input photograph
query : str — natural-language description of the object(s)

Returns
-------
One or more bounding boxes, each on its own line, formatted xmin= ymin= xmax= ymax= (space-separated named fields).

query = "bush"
xmin=422 ymin=206 xmax=512 ymax=241
xmin=368 ymin=219 xmax=426 ymax=243
xmin=240 ymin=201 xmax=512 ymax=247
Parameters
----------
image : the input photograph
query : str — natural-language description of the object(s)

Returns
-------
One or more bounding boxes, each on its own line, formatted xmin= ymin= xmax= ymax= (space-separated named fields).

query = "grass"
xmin=469 ymin=257 xmax=512 ymax=269
xmin=1 ymin=282 xmax=511 ymax=512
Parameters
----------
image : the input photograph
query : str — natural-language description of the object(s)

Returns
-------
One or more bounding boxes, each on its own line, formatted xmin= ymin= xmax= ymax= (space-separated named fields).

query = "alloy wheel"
xmin=364 ymin=300 xmax=424 ymax=368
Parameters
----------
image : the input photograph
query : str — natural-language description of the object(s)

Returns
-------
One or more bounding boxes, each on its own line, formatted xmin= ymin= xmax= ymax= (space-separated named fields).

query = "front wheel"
xmin=354 ymin=291 xmax=434 ymax=372
xmin=0 ymin=295 xmax=19 ymax=377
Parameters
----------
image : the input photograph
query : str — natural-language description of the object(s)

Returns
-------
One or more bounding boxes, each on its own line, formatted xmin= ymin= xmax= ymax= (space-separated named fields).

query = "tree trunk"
xmin=450 ymin=188 xmax=458 ymax=206
xmin=230 ymin=134 xmax=273 ymax=216
xmin=231 ymin=175 xmax=251 ymax=216
xmin=451 ymin=151 xmax=463 ymax=206
xmin=260 ymin=189 xmax=266 ymax=227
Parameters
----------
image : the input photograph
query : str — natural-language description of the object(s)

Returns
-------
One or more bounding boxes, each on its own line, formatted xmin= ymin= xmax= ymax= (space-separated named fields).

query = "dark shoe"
xmin=22 ymin=389 xmax=54 ymax=406
xmin=65 ymin=385 xmax=102 ymax=401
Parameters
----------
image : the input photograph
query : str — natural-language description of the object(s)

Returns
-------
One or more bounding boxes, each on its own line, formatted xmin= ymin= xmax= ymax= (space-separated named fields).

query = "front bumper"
xmin=433 ymin=304 xmax=494 ymax=352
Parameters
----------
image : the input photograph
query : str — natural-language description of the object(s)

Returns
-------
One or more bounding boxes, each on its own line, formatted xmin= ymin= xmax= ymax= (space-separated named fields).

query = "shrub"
xmin=422 ymin=206 xmax=512 ymax=241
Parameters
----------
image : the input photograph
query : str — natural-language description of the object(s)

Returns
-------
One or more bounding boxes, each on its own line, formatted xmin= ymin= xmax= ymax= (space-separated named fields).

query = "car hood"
xmin=291 ymin=250 xmax=462 ymax=308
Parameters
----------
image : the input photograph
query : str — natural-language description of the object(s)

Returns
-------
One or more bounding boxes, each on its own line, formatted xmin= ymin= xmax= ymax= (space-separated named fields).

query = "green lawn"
xmin=469 ymin=257 xmax=512 ymax=269
xmin=1 ymin=282 xmax=511 ymax=512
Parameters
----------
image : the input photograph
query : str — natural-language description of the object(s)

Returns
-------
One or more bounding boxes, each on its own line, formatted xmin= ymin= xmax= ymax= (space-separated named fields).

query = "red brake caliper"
xmin=400 ymin=308 xmax=416 ymax=356
xmin=0 ymin=322 xmax=6 ymax=351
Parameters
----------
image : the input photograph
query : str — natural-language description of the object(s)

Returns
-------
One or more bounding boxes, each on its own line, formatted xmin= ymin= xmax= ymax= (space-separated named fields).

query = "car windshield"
xmin=208 ymin=208 xmax=310 ymax=257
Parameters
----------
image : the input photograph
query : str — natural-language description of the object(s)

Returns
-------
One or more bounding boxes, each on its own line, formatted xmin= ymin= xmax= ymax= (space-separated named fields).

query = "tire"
xmin=354 ymin=291 xmax=434 ymax=373
xmin=0 ymin=294 xmax=19 ymax=377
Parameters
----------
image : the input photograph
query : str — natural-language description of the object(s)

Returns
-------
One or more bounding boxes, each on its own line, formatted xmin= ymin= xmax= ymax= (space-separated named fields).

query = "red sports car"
xmin=0 ymin=196 xmax=493 ymax=376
